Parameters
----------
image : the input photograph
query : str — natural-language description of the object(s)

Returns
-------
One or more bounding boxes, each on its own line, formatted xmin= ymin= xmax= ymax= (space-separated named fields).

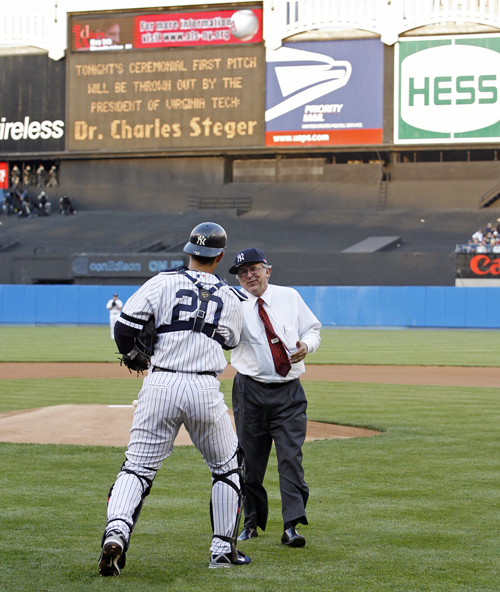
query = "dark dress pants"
xmin=232 ymin=372 xmax=309 ymax=530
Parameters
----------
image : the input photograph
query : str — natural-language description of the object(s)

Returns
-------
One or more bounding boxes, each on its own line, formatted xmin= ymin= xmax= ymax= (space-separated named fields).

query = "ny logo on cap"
xmin=237 ymin=252 xmax=245 ymax=262
xmin=197 ymin=236 xmax=207 ymax=245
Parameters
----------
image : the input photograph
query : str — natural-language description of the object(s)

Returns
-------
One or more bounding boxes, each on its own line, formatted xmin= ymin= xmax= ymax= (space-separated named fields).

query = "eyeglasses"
xmin=237 ymin=265 xmax=265 ymax=278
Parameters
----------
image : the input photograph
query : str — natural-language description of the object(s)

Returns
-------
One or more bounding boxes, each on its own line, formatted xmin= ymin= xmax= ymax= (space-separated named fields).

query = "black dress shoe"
xmin=238 ymin=527 xmax=258 ymax=541
xmin=281 ymin=527 xmax=306 ymax=547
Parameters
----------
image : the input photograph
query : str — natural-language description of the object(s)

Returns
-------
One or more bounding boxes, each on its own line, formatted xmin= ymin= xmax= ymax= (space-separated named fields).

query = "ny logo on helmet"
xmin=197 ymin=236 xmax=207 ymax=245
xmin=237 ymin=253 xmax=245 ymax=262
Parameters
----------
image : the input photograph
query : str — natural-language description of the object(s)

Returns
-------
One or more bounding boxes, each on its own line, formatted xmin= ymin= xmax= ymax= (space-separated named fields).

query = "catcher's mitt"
xmin=120 ymin=317 xmax=157 ymax=375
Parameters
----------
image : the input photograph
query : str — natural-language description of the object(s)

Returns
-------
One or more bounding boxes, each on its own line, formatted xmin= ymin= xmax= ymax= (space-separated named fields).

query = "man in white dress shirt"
xmin=229 ymin=248 xmax=321 ymax=548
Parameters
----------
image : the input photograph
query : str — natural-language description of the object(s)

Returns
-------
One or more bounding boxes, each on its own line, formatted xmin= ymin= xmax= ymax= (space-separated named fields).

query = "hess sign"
xmin=396 ymin=35 xmax=500 ymax=143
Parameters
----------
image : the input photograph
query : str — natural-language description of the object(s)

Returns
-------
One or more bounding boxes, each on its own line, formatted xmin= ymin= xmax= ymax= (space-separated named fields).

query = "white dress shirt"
xmin=231 ymin=284 xmax=321 ymax=383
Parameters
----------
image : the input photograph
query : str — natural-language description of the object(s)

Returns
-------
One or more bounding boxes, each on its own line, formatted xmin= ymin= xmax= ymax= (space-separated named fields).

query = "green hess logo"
xmin=396 ymin=36 xmax=500 ymax=143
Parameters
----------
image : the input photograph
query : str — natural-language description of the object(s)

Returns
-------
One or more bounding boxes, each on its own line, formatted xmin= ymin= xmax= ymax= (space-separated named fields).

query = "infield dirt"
xmin=2 ymin=362 xmax=497 ymax=446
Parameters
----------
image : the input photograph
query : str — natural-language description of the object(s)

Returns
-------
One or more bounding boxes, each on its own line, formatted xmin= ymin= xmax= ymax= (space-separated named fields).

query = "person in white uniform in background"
xmin=106 ymin=293 xmax=123 ymax=339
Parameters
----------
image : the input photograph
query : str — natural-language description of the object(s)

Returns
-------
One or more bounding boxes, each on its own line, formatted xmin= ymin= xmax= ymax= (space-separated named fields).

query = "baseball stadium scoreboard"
xmin=68 ymin=46 xmax=265 ymax=151
xmin=1 ymin=4 xmax=500 ymax=155
xmin=67 ymin=6 xmax=265 ymax=152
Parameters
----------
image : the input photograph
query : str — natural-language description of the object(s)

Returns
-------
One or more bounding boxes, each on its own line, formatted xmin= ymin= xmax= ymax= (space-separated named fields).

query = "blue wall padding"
xmin=0 ymin=284 xmax=499 ymax=328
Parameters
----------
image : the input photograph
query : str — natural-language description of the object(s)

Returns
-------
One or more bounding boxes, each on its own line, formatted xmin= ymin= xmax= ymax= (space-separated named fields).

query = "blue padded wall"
xmin=0 ymin=285 xmax=499 ymax=328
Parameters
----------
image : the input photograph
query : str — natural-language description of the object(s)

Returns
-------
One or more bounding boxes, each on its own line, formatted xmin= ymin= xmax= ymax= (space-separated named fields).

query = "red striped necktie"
xmin=257 ymin=297 xmax=291 ymax=377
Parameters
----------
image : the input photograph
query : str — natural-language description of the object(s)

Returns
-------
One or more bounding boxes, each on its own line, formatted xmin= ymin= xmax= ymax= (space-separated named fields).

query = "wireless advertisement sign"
xmin=265 ymin=39 xmax=383 ymax=147
xmin=395 ymin=35 xmax=500 ymax=144
xmin=0 ymin=55 xmax=65 ymax=153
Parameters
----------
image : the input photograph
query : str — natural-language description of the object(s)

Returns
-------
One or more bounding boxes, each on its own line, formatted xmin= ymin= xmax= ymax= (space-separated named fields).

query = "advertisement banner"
xmin=455 ymin=253 xmax=500 ymax=279
xmin=265 ymin=39 xmax=383 ymax=147
xmin=70 ymin=7 xmax=262 ymax=52
xmin=456 ymin=252 xmax=500 ymax=279
xmin=0 ymin=55 xmax=66 ymax=153
xmin=72 ymin=253 xmax=187 ymax=278
xmin=395 ymin=35 xmax=500 ymax=144
xmin=0 ymin=163 xmax=8 ymax=189
xmin=67 ymin=44 xmax=265 ymax=152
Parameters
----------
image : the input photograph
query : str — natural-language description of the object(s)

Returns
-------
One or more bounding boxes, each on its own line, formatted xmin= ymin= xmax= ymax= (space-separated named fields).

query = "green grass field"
xmin=2 ymin=325 xmax=500 ymax=366
xmin=1 ymin=326 xmax=500 ymax=591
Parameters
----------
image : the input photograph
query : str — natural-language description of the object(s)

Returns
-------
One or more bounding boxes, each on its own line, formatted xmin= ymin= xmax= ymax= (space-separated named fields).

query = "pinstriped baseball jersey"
xmin=116 ymin=268 xmax=243 ymax=373
xmin=104 ymin=266 xmax=247 ymax=559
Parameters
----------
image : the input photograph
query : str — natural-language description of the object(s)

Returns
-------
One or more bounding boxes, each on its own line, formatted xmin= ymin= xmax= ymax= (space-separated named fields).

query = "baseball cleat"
xmin=209 ymin=549 xmax=251 ymax=568
xmin=98 ymin=530 xmax=126 ymax=577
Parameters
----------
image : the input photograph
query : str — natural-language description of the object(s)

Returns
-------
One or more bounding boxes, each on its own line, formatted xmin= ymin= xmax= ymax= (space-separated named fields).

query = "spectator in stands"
xmin=472 ymin=228 xmax=483 ymax=242
xmin=46 ymin=165 xmax=58 ymax=187
xmin=37 ymin=191 xmax=51 ymax=216
xmin=36 ymin=164 xmax=46 ymax=188
xmin=59 ymin=195 xmax=76 ymax=215
xmin=458 ymin=224 xmax=500 ymax=253
xmin=10 ymin=165 xmax=20 ymax=188
xmin=1 ymin=192 xmax=14 ymax=216
xmin=17 ymin=191 xmax=33 ymax=218
xmin=465 ymin=240 xmax=476 ymax=252
xmin=476 ymin=240 xmax=488 ymax=253
xmin=22 ymin=166 xmax=32 ymax=188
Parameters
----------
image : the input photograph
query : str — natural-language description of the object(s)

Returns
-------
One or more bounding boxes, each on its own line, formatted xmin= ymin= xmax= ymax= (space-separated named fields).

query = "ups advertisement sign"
xmin=68 ymin=45 xmax=265 ymax=151
xmin=456 ymin=252 xmax=500 ymax=279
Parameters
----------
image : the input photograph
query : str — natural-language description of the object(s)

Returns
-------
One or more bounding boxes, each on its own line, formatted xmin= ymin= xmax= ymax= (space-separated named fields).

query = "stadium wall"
xmin=0 ymin=252 xmax=454 ymax=286
xmin=1 ymin=284 xmax=499 ymax=328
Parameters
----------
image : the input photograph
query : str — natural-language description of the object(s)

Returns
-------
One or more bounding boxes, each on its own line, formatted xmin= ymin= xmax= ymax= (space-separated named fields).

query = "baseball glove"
xmin=120 ymin=317 xmax=157 ymax=375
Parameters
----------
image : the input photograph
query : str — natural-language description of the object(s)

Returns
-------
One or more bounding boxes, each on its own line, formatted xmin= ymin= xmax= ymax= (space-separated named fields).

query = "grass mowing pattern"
xmin=1 ymin=379 xmax=500 ymax=591
xmin=1 ymin=326 xmax=500 ymax=590
xmin=312 ymin=328 xmax=500 ymax=366
xmin=0 ymin=326 xmax=117 ymax=362
xmin=2 ymin=325 xmax=500 ymax=366
xmin=0 ymin=378 xmax=142 ymax=412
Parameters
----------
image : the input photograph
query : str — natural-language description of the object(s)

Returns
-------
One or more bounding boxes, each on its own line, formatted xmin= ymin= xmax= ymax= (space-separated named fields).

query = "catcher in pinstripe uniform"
xmin=98 ymin=222 xmax=250 ymax=575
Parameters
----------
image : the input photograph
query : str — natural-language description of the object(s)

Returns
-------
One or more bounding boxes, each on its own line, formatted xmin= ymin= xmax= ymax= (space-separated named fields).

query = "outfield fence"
xmin=1 ymin=284 xmax=499 ymax=328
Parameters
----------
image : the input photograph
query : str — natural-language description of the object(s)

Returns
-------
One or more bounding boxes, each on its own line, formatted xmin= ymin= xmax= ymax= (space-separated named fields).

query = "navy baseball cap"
xmin=229 ymin=248 xmax=268 ymax=274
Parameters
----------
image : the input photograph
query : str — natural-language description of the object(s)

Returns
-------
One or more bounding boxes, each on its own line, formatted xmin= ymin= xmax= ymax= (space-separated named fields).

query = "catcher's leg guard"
xmin=105 ymin=464 xmax=155 ymax=548
xmin=210 ymin=447 xmax=245 ymax=563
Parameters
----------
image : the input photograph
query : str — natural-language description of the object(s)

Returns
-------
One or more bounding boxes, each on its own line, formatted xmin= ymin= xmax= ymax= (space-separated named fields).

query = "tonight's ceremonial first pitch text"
xmin=74 ymin=56 xmax=259 ymax=76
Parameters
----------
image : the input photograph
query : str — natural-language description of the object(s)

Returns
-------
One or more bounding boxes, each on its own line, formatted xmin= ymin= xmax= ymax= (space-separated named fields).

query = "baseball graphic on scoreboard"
xmin=230 ymin=10 xmax=259 ymax=41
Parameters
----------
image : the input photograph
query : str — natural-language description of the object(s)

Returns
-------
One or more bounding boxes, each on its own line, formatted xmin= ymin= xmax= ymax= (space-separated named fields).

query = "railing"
xmin=479 ymin=180 xmax=500 ymax=208
xmin=264 ymin=0 xmax=500 ymax=49
xmin=456 ymin=244 xmax=500 ymax=253
xmin=2 ymin=1 xmax=500 ymax=60
xmin=1 ymin=3 xmax=65 ymax=60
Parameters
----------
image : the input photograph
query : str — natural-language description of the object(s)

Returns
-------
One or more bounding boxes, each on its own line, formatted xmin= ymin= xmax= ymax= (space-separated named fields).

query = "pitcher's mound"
xmin=0 ymin=404 xmax=380 ymax=446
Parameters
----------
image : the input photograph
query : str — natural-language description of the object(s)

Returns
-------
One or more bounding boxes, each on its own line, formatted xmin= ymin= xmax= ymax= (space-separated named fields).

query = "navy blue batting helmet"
xmin=183 ymin=222 xmax=227 ymax=257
